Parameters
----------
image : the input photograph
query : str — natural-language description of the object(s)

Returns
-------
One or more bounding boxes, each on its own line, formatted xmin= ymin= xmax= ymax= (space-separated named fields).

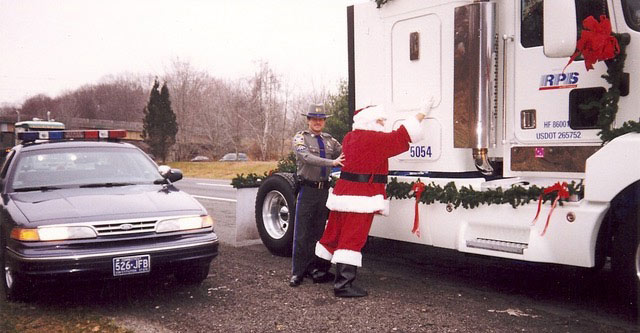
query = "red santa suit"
xmin=315 ymin=105 xmax=425 ymax=267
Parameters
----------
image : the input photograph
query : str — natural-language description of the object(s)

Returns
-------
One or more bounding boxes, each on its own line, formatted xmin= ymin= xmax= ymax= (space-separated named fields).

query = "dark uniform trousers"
xmin=292 ymin=185 xmax=331 ymax=277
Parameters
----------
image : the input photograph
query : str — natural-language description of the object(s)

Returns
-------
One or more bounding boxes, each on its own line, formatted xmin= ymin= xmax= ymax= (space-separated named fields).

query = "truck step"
xmin=466 ymin=238 xmax=528 ymax=254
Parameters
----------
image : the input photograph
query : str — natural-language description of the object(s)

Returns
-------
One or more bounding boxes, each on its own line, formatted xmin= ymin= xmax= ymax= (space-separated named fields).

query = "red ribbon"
xmin=531 ymin=182 xmax=570 ymax=236
xmin=564 ymin=15 xmax=620 ymax=72
xmin=411 ymin=181 xmax=426 ymax=238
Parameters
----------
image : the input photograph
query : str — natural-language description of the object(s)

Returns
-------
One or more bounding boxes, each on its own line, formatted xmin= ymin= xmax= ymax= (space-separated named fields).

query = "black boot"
xmin=334 ymin=263 xmax=368 ymax=297
xmin=310 ymin=258 xmax=334 ymax=283
xmin=310 ymin=269 xmax=334 ymax=283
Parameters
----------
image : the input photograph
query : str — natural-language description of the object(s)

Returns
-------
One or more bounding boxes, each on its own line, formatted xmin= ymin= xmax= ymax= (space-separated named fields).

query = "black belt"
xmin=340 ymin=171 xmax=387 ymax=184
xmin=300 ymin=179 xmax=330 ymax=189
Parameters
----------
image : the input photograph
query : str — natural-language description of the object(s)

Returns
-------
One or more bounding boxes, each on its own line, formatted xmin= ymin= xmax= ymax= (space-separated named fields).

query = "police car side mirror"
xmin=543 ymin=0 xmax=577 ymax=58
xmin=158 ymin=165 xmax=183 ymax=183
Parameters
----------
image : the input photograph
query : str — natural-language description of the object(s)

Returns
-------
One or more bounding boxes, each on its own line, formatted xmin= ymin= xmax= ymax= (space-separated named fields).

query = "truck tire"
xmin=609 ymin=182 xmax=640 ymax=309
xmin=255 ymin=173 xmax=297 ymax=257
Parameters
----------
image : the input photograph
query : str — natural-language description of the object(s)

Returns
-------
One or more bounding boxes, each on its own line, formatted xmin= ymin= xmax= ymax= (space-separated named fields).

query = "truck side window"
xmin=569 ymin=87 xmax=606 ymax=130
xmin=521 ymin=0 xmax=543 ymax=48
xmin=521 ymin=0 xmax=609 ymax=49
xmin=622 ymin=0 xmax=640 ymax=31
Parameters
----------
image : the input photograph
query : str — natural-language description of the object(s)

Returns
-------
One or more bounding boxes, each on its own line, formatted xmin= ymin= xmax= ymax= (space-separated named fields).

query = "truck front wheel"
xmin=609 ymin=182 xmax=640 ymax=310
xmin=255 ymin=173 xmax=297 ymax=257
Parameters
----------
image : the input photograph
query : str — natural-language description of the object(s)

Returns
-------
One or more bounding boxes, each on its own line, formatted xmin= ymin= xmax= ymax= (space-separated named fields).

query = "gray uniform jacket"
xmin=292 ymin=130 xmax=342 ymax=182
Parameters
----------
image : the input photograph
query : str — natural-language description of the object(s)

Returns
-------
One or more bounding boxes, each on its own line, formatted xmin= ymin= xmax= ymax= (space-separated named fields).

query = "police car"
xmin=0 ymin=130 xmax=218 ymax=301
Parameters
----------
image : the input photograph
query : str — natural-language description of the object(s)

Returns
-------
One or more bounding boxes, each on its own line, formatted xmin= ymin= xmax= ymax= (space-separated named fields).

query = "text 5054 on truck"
xmin=254 ymin=0 xmax=640 ymax=309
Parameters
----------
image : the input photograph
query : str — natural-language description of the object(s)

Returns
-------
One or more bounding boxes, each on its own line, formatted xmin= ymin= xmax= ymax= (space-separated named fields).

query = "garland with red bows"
xmin=387 ymin=178 xmax=583 ymax=210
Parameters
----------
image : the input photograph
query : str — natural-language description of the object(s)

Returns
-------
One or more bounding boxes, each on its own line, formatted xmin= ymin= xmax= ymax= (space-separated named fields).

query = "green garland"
xmin=231 ymin=153 xmax=297 ymax=188
xmin=386 ymin=178 xmax=583 ymax=209
xmin=594 ymin=33 xmax=636 ymax=143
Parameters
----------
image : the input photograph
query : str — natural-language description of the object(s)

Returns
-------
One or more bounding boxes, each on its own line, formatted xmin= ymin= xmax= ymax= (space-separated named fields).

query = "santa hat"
xmin=353 ymin=105 xmax=388 ymax=132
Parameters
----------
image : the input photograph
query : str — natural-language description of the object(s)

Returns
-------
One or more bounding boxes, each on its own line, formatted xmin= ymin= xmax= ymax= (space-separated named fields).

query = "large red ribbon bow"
xmin=411 ymin=181 xmax=426 ymax=238
xmin=564 ymin=15 xmax=620 ymax=72
xmin=531 ymin=182 xmax=570 ymax=236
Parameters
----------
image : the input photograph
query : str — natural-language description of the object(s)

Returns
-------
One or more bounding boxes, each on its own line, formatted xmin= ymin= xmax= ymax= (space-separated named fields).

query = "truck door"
xmin=508 ymin=0 xmax=610 ymax=176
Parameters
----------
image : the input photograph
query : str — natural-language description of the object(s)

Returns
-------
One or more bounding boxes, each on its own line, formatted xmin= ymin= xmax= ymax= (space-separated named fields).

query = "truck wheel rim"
xmin=262 ymin=190 xmax=289 ymax=239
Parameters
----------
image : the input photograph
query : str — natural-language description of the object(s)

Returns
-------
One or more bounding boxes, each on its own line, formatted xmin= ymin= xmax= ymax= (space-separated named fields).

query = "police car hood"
xmin=10 ymin=185 xmax=204 ymax=223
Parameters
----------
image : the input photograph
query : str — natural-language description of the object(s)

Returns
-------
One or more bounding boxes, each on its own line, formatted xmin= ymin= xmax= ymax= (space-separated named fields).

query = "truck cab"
xmin=347 ymin=0 xmax=640 ymax=306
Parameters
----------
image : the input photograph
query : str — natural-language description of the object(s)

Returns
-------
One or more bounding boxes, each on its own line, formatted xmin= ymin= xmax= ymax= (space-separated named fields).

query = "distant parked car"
xmin=219 ymin=153 xmax=248 ymax=162
xmin=190 ymin=155 xmax=210 ymax=162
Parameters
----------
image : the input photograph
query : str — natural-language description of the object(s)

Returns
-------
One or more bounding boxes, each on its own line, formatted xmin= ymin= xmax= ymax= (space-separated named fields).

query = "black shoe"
xmin=310 ymin=269 xmax=335 ymax=284
xmin=334 ymin=263 xmax=368 ymax=297
xmin=289 ymin=275 xmax=303 ymax=287
xmin=334 ymin=284 xmax=368 ymax=297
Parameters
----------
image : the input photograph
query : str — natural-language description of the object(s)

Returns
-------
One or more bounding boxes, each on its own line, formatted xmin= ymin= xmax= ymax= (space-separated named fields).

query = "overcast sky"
xmin=0 ymin=0 xmax=366 ymax=106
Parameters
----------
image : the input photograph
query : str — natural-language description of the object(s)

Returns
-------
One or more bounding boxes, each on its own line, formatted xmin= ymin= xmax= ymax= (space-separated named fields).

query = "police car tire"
xmin=175 ymin=263 xmax=210 ymax=285
xmin=255 ymin=173 xmax=297 ymax=257
xmin=1 ymin=248 xmax=30 ymax=302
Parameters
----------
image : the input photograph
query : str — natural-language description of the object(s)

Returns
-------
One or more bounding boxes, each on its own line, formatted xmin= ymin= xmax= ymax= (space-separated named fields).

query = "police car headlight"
xmin=10 ymin=226 xmax=97 ymax=241
xmin=155 ymin=215 xmax=214 ymax=233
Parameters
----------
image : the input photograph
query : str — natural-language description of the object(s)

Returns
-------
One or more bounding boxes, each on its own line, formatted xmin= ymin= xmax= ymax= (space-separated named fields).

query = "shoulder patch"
xmin=293 ymin=133 xmax=305 ymax=146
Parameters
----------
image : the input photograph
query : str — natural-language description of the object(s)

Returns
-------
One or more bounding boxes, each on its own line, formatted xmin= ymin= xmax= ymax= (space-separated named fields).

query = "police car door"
xmin=509 ymin=0 xmax=610 ymax=177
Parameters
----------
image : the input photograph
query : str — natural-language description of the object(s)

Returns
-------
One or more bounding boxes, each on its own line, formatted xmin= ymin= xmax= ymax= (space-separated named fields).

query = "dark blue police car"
xmin=0 ymin=130 xmax=218 ymax=301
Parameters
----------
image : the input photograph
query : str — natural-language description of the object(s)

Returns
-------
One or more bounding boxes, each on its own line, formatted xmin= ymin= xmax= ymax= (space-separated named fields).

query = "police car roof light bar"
xmin=17 ymin=129 xmax=127 ymax=143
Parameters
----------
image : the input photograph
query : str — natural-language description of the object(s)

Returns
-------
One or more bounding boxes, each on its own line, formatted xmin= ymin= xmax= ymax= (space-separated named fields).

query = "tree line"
xmin=0 ymin=59 xmax=349 ymax=161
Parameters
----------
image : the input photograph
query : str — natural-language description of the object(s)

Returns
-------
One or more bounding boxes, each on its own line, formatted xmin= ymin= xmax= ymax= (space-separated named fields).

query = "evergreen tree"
xmin=142 ymin=80 xmax=178 ymax=163
xmin=325 ymin=80 xmax=350 ymax=143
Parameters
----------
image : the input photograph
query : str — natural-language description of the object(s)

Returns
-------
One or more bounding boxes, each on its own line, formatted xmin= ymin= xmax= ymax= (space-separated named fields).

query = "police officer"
xmin=290 ymin=103 xmax=344 ymax=287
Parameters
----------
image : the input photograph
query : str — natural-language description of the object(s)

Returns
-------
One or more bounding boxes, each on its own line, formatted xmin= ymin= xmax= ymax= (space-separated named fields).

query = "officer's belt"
xmin=339 ymin=171 xmax=387 ymax=184
xmin=300 ymin=179 xmax=330 ymax=189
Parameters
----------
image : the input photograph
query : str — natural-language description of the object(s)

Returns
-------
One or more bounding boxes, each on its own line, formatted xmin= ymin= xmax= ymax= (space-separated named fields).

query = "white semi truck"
xmin=255 ymin=0 xmax=640 ymax=306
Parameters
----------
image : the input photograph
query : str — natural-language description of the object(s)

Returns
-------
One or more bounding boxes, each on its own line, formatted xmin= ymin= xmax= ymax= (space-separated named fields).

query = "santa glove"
xmin=417 ymin=96 xmax=435 ymax=117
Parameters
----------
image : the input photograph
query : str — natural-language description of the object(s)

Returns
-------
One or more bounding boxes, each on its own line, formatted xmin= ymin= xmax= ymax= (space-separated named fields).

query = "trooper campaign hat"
xmin=302 ymin=103 xmax=331 ymax=118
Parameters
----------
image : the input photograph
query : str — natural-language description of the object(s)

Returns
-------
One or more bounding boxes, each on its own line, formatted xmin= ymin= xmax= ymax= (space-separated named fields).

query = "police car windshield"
xmin=9 ymin=147 xmax=160 ymax=191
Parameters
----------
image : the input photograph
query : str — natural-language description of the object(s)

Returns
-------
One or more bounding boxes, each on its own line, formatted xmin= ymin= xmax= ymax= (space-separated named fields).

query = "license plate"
xmin=113 ymin=255 xmax=150 ymax=276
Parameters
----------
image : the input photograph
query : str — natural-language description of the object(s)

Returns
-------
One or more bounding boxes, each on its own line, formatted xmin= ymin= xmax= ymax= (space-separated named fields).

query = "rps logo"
xmin=539 ymin=72 xmax=579 ymax=90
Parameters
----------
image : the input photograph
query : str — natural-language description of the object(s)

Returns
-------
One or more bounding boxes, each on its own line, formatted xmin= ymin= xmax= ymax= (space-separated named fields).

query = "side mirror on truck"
xmin=543 ymin=0 xmax=577 ymax=58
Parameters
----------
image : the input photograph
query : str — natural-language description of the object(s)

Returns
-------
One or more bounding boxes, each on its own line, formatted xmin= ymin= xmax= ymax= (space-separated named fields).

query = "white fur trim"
xmin=352 ymin=121 xmax=389 ymax=133
xmin=353 ymin=105 xmax=391 ymax=133
xmin=315 ymin=242 xmax=333 ymax=261
xmin=326 ymin=193 xmax=390 ymax=216
xmin=402 ymin=115 xmax=424 ymax=143
xmin=332 ymin=249 xmax=362 ymax=267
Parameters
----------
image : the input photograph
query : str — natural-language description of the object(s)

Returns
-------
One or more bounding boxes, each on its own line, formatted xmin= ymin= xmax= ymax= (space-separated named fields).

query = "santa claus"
xmin=315 ymin=103 xmax=430 ymax=297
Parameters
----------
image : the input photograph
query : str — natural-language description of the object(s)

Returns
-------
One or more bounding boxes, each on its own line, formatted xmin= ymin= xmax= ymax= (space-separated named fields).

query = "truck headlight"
xmin=155 ymin=215 xmax=214 ymax=233
xmin=10 ymin=226 xmax=97 ymax=241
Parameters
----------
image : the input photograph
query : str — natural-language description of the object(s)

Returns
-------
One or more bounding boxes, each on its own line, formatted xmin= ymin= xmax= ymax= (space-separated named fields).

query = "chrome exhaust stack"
xmin=453 ymin=1 xmax=497 ymax=175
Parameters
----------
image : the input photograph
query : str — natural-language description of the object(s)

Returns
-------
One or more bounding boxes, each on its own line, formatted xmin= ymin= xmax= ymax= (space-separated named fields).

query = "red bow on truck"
xmin=531 ymin=182 xmax=570 ymax=236
xmin=565 ymin=15 xmax=620 ymax=72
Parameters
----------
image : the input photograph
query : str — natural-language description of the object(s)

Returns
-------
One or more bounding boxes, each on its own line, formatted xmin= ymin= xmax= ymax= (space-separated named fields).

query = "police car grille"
xmin=93 ymin=220 xmax=157 ymax=236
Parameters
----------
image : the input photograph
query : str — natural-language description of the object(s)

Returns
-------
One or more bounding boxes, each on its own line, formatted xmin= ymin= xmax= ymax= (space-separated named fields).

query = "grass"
xmin=168 ymin=161 xmax=278 ymax=179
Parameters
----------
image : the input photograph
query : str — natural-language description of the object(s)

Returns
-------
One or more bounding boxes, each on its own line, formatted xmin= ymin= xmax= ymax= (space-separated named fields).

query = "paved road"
xmin=1 ymin=178 xmax=638 ymax=332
